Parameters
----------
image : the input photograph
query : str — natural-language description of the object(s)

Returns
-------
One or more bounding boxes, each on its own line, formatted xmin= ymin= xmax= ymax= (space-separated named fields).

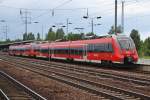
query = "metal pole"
xmin=49 ymin=41 xmax=50 ymax=61
xmin=91 ymin=18 xmax=94 ymax=33
xmin=5 ymin=25 xmax=8 ymax=41
xmin=42 ymin=25 xmax=43 ymax=40
xmin=121 ymin=1 xmax=125 ymax=34
xmin=25 ymin=10 xmax=28 ymax=34
xmin=66 ymin=18 xmax=69 ymax=34
xmin=2 ymin=25 xmax=8 ymax=41
xmin=115 ymin=0 xmax=118 ymax=35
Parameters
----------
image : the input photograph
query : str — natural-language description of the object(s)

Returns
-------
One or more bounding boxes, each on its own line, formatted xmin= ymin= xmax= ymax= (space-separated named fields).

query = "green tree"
xmin=130 ymin=29 xmax=141 ymax=53
xmin=45 ymin=28 xmax=56 ymax=41
xmin=55 ymin=28 xmax=65 ymax=40
xmin=108 ymin=25 xmax=122 ymax=35
xmin=144 ymin=37 xmax=150 ymax=56
xmin=23 ymin=32 xmax=35 ymax=40
xmin=23 ymin=33 xmax=28 ymax=41
xmin=37 ymin=33 xmax=41 ymax=41
xmin=27 ymin=32 xmax=35 ymax=40
xmin=67 ymin=33 xmax=83 ymax=41
xmin=14 ymin=39 xmax=22 ymax=42
xmin=6 ymin=38 xmax=11 ymax=42
xmin=80 ymin=33 xmax=85 ymax=39
xmin=138 ymin=40 xmax=145 ymax=57
xmin=66 ymin=32 xmax=73 ymax=40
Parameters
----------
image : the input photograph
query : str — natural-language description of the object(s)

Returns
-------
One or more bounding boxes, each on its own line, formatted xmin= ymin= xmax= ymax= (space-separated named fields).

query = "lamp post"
xmin=115 ymin=0 xmax=118 ymax=35
xmin=83 ymin=16 xmax=101 ymax=34
xmin=121 ymin=0 xmax=125 ymax=34
xmin=66 ymin=18 xmax=72 ymax=35
xmin=74 ymin=27 xmax=84 ymax=33
xmin=33 ymin=21 xmax=44 ymax=40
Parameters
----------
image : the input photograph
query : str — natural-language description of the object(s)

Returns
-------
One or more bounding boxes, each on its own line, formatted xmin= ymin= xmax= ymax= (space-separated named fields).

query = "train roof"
xmin=9 ymin=34 xmax=130 ymax=48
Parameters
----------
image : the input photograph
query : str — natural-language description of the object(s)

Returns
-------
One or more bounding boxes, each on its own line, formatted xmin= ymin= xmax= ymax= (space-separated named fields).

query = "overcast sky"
xmin=0 ymin=0 xmax=150 ymax=41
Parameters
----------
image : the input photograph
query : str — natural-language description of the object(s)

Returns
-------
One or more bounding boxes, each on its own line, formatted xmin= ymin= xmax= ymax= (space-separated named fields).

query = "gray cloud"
xmin=0 ymin=0 xmax=149 ymax=40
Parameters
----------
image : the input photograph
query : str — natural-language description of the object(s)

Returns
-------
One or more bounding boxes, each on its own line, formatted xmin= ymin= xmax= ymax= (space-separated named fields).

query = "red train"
xmin=9 ymin=35 xmax=138 ymax=64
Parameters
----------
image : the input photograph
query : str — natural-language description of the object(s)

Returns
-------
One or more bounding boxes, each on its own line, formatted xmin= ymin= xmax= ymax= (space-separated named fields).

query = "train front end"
xmin=116 ymin=35 xmax=139 ymax=64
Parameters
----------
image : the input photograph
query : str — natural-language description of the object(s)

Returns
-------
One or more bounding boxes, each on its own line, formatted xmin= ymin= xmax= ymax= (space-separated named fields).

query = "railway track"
xmin=0 ymin=71 xmax=46 ymax=100
xmin=25 ymin=58 xmax=150 ymax=86
xmin=1 ymin=53 xmax=150 ymax=75
xmin=0 ymin=89 xmax=9 ymax=100
xmin=0 ymin=56 xmax=150 ymax=100
xmin=2 ymin=55 xmax=150 ymax=86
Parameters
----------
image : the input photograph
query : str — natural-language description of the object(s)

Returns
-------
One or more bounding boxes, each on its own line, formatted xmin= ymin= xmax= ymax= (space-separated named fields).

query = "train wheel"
xmin=33 ymin=55 xmax=36 ymax=58
xmin=67 ymin=58 xmax=74 ymax=62
xmin=124 ymin=57 xmax=133 ymax=65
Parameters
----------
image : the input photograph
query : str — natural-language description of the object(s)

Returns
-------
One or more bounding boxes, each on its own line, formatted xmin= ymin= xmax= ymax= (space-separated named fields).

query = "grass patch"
xmin=141 ymin=56 xmax=150 ymax=59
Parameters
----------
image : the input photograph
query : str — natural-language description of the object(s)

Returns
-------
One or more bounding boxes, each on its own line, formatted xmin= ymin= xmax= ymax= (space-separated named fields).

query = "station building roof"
xmin=0 ymin=40 xmax=35 ymax=50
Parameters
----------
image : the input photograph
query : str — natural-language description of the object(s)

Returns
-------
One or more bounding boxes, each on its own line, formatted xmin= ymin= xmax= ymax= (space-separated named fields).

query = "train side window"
xmin=74 ymin=48 xmax=76 ymax=55
xmin=104 ymin=43 xmax=108 ymax=52
xmin=77 ymin=48 xmax=79 ymax=55
xmin=73 ymin=48 xmax=76 ymax=55
xmin=108 ymin=43 xmax=113 ymax=52
xmin=94 ymin=44 xmax=105 ymax=52
xmin=94 ymin=44 xmax=98 ymax=52
xmin=70 ymin=48 xmax=73 ymax=55
xmin=61 ymin=49 xmax=63 ymax=54
xmin=72 ymin=48 xmax=75 ymax=55
xmin=41 ymin=49 xmax=48 ymax=53
xmin=78 ymin=48 xmax=83 ymax=55
xmin=75 ymin=48 xmax=79 ymax=55
xmin=64 ymin=48 xmax=67 ymax=54
xmin=101 ymin=44 xmax=105 ymax=52
xmin=63 ymin=48 xmax=66 ymax=54
xmin=54 ymin=49 xmax=56 ymax=54
xmin=88 ymin=44 xmax=94 ymax=52
xmin=49 ymin=49 xmax=51 ymax=54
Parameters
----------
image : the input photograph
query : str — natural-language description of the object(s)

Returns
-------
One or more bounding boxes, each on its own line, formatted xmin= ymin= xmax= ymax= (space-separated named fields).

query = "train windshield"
xmin=117 ymin=37 xmax=135 ymax=50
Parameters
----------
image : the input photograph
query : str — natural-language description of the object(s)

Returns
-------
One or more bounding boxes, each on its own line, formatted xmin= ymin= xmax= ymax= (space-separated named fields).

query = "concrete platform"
xmin=138 ymin=59 xmax=150 ymax=65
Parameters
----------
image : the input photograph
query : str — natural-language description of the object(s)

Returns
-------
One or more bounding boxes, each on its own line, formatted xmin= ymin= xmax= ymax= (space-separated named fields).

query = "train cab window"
xmin=117 ymin=37 xmax=135 ymax=50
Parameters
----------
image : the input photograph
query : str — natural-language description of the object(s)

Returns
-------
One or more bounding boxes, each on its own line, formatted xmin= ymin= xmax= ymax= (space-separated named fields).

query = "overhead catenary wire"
xmin=0 ymin=0 xmax=150 ymax=40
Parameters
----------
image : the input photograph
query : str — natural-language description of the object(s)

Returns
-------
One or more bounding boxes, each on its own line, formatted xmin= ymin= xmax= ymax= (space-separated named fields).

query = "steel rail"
xmin=0 ymin=71 xmax=47 ymax=100
xmin=2 ymin=55 xmax=150 ymax=86
xmin=1 ymin=58 xmax=150 ymax=100
xmin=0 ymin=89 xmax=10 ymax=100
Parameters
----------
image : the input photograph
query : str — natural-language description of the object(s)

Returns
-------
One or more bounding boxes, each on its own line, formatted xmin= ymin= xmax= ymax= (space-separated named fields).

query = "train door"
xmin=48 ymin=45 xmax=52 ymax=60
xmin=51 ymin=46 xmax=54 ymax=58
xmin=83 ymin=44 xmax=87 ymax=61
